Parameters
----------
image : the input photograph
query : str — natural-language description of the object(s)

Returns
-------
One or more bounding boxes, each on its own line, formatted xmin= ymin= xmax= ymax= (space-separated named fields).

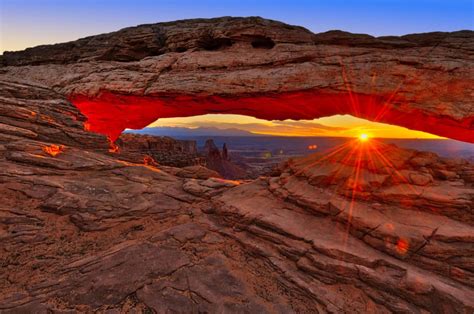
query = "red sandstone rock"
xmin=174 ymin=165 xmax=222 ymax=179
xmin=203 ymin=139 xmax=248 ymax=179
xmin=116 ymin=132 xmax=202 ymax=167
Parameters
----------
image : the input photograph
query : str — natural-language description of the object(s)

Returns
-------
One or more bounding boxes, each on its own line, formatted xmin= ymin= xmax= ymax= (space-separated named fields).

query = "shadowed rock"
xmin=116 ymin=133 xmax=201 ymax=167
xmin=203 ymin=139 xmax=247 ymax=179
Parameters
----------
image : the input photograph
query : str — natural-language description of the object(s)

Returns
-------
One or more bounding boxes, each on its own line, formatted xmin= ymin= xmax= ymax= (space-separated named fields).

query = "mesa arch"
xmin=70 ymin=90 xmax=473 ymax=143
xmin=2 ymin=17 xmax=473 ymax=142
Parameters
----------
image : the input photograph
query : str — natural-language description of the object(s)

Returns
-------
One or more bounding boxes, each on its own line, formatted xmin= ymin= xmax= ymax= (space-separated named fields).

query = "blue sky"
xmin=1 ymin=0 xmax=473 ymax=52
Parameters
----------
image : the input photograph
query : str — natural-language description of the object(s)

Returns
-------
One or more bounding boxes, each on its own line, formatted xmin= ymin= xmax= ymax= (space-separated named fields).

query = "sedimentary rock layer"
xmin=116 ymin=133 xmax=201 ymax=167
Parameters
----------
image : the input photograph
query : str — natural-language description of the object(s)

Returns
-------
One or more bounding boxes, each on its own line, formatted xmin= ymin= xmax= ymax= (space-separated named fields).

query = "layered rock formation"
xmin=115 ymin=134 xmax=248 ymax=178
xmin=116 ymin=133 xmax=201 ymax=167
xmin=1 ymin=17 xmax=473 ymax=142
xmin=0 ymin=17 xmax=473 ymax=313
xmin=202 ymin=139 xmax=247 ymax=179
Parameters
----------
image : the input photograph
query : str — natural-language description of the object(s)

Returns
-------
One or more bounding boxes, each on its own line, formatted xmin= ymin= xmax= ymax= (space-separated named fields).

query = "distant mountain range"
xmin=124 ymin=127 xmax=474 ymax=159
xmin=125 ymin=126 xmax=259 ymax=137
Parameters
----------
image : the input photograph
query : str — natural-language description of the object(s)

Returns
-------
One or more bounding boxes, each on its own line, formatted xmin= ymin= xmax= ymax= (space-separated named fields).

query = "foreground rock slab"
xmin=0 ymin=79 xmax=473 ymax=312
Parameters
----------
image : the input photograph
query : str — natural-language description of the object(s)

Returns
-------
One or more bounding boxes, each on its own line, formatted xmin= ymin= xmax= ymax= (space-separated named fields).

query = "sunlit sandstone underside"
xmin=2 ymin=17 xmax=473 ymax=142
xmin=71 ymin=91 xmax=473 ymax=142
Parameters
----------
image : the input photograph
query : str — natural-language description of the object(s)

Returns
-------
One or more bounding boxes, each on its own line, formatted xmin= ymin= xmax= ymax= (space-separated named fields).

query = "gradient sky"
xmin=2 ymin=0 xmax=473 ymax=52
xmin=2 ymin=0 xmax=472 ymax=138
xmin=149 ymin=114 xmax=444 ymax=139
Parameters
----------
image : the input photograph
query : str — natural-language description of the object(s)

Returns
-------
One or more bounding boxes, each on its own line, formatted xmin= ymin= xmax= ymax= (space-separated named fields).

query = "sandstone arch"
xmin=2 ymin=17 xmax=473 ymax=142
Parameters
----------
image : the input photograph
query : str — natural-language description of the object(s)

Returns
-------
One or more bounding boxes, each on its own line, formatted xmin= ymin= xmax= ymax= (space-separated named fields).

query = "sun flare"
xmin=359 ymin=133 xmax=369 ymax=141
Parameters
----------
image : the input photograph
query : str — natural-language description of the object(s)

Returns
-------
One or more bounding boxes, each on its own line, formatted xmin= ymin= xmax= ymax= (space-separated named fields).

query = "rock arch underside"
xmin=0 ymin=17 xmax=473 ymax=312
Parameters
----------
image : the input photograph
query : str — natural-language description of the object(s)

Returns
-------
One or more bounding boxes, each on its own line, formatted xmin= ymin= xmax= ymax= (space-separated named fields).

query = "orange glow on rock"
xmin=385 ymin=223 xmax=395 ymax=231
xmin=308 ymin=144 xmax=318 ymax=150
xmin=396 ymin=238 xmax=409 ymax=255
xmin=143 ymin=155 xmax=157 ymax=166
xmin=42 ymin=144 xmax=64 ymax=157
xmin=68 ymin=90 xmax=474 ymax=143
xmin=109 ymin=141 xmax=119 ymax=153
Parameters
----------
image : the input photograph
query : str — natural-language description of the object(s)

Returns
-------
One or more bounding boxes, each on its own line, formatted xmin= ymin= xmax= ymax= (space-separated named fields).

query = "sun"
xmin=359 ymin=133 xmax=369 ymax=141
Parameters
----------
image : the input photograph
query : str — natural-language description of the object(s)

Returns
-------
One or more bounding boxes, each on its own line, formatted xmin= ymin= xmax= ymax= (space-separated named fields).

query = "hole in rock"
xmin=174 ymin=47 xmax=188 ymax=53
xmin=250 ymin=36 xmax=275 ymax=49
xmin=69 ymin=88 xmax=474 ymax=181
xmin=197 ymin=32 xmax=233 ymax=51
xmin=113 ymin=113 xmax=473 ymax=180
xmin=69 ymin=89 xmax=474 ymax=145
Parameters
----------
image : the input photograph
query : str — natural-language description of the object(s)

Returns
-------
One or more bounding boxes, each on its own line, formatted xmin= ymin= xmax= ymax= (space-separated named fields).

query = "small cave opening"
xmin=174 ymin=47 xmax=188 ymax=53
xmin=197 ymin=32 xmax=233 ymax=51
xmin=250 ymin=36 xmax=275 ymax=49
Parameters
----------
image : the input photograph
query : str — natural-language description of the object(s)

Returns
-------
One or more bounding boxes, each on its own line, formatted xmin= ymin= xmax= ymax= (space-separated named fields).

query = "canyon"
xmin=116 ymin=133 xmax=201 ymax=167
xmin=0 ymin=17 xmax=473 ymax=313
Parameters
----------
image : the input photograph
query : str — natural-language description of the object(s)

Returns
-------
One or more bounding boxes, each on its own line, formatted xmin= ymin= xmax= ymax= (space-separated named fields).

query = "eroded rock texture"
xmin=203 ymin=139 xmax=248 ymax=179
xmin=0 ymin=17 xmax=473 ymax=313
xmin=116 ymin=133 xmax=201 ymax=167
xmin=1 ymin=17 xmax=473 ymax=142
